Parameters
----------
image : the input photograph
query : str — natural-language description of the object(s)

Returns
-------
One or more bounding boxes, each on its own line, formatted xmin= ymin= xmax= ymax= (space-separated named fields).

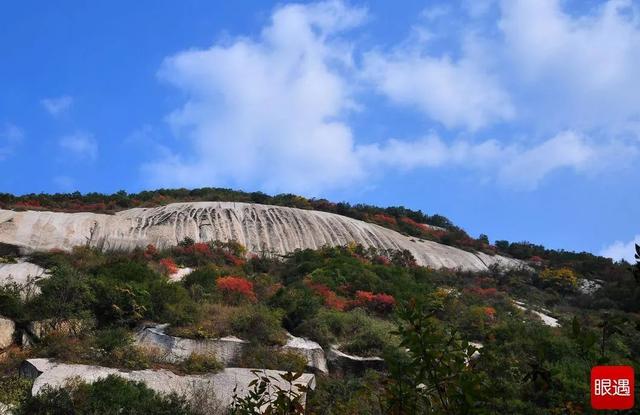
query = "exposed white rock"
xmin=513 ymin=301 xmax=560 ymax=327
xmin=0 ymin=316 xmax=15 ymax=349
xmin=283 ymin=334 xmax=327 ymax=373
xmin=135 ymin=324 xmax=247 ymax=365
xmin=0 ymin=260 xmax=47 ymax=299
xmin=170 ymin=267 xmax=193 ymax=282
xmin=327 ymin=346 xmax=384 ymax=375
xmin=0 ymin=202 xmax=524 ymax=272
xmin=22 ymin=358 xmax=315 ymax=410
xmin=0 ymin=402 xmax=13 ymax=415
xmin=578 ymin=279 xmax=602 ymax=295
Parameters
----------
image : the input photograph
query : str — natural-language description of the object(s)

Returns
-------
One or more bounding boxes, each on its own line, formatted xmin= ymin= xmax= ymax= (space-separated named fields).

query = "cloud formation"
xmin=59 ymin=132 xmax=98 ymax=161
xmin=145 ymin=1 xmax=367 ymax=194
xmin=144 ymin=0 xmax=640 ymax=193
xmin=601 ymin=235 xmax=640 ymax=263
xmin=41 ymin=96 xmax=73 ymax=117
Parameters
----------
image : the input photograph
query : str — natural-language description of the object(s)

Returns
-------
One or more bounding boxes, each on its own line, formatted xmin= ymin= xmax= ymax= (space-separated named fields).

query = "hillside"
xmin=0 ymin=201 xmax=521 ymax=272
xmin=0 ymin=190 xmax=637 ymax=414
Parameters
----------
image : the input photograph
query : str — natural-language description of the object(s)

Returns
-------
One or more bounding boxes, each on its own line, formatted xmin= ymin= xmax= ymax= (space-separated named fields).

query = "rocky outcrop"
xmin=0 ymin=316 xmax=15 ymax=349
xmin=0 ymin=202 xmax=523 ymax=272
xmin=135 ymin=324 xmax=248 ymax=365
xmin=327 ymin=347 xmax=385 ymax=375
xmin=283 ymin=334 xmax=328 ymax=373
xmin=27 ymin=319 xmax=89 ymax=340
xmin=0 ymin=261 xmax=47 ymax=299
xmin=21 ymin=358 xmax=315 ymax=410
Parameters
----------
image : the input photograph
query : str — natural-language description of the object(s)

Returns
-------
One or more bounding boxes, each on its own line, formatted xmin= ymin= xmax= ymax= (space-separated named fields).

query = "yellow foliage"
xmin=539 ymin=267 xmax=578 ymax=288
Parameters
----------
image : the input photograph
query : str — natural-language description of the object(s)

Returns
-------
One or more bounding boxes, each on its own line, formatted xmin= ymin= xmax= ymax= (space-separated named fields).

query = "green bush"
xmin=28 ymin=265 xmax=95 ymax=321
xmin=297 ymin=309 xmax=396 ymax=356
xmin=16 ymin=375 xmax=194 ymax=415
xmin=238 ymin=345 xmax=307 ymax=372
xmin=179 ymin=353 xmax=223 ymax=374
xmin=0 ymin=376 xmax=33 ymax=405
xmin=230 ymin=304 xmax=286 ymax=345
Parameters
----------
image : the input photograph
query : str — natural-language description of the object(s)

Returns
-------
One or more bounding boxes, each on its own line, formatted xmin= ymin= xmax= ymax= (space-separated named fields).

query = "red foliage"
xmin=353 ymin=290 xmax=396 ymax=313
xmin=216 ymin=276 xmax=257 ymax=302
xmin=399 ymin=216 xmax=429 ymax=231
xmin=307 ymin=281 xmax=348 ymax=311
xmin=224 ymin=252 xmax=245 ymax=267
xmin=372 ymin=213 xmax=397 ymax=226
xmin=144 ymin=244 xmax=158 ymax=259
xmin=159 ymin=257 xmax=178 ymax=275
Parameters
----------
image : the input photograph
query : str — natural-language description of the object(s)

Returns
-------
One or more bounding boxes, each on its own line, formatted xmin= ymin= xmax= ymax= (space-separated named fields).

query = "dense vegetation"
xmin=1 ymin=237 xmax=638 ymax=413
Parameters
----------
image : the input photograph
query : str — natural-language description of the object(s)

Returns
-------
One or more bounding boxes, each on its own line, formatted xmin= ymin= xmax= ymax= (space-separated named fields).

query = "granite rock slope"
xmin=0 ymin=202 xmax=522 ymax=272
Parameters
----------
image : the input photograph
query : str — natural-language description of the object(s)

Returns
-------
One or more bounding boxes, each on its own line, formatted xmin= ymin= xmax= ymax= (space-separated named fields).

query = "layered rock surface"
xmin=0 ymin=202 xmax=522 ymax=272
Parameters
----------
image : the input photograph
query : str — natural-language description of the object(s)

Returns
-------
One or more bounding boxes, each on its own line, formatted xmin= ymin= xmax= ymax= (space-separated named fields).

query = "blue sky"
xmin=1 ymin=0 xmax=639 ymax=260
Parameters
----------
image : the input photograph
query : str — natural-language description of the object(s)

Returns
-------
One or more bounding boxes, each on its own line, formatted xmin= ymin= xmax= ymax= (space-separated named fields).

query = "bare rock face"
xmin=135 ymin=324 xmax=248 ymax=365
xmin=0 ymin=202 xmax=522 ymax=272
xmin=21 ymin=358 xmax=315 ymax=410
xmin=283 ymin=334 xmax=328 ymax=373
xmin=0 ymin=316 xmax=15 ymax=349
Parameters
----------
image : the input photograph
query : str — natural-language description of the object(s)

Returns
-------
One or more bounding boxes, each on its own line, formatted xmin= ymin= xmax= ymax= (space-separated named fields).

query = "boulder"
xmin=282 ymin=334 xmax=328 ymax=373
xmin=135 ymin=324 xmax=247 ymax=365
xmin=21 ymin=358 xmax=315 ymax=410
xmin=327 ymin=347 xmax=385 ymax=376
xmin=0 ymin=316 xmax=15 ymax=349
xmin=28 ymin=318 xmax=90 ymax=340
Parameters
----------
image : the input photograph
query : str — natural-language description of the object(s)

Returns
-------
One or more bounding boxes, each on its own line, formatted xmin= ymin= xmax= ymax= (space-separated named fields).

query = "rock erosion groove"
xmin=0 ymin=202 xmax=523 ymax=272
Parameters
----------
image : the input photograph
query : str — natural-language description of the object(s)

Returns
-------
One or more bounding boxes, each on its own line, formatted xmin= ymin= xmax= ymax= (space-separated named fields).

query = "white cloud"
xmin=59 ymin=132 xmax=98 ymax=161
xmin=600 ymin=235 xmax=640 ymax=263
xmin=0 ymin=123 xmax=24 ymax=160
xmin=363 ymin=41 xmax=514 ymax=130
xmin=144 ymin=1 xmax=367 ymax=194
xmin=499 ymin=0 xmax=640 ymax=130
xmin=41 ymin=96 xmax=73 ymax=116
xmin=359 ymin=130 xmax=633 ymax=189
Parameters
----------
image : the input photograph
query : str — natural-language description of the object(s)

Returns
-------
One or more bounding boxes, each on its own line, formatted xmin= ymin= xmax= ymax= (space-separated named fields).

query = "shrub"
xmin=539 ymin=268 xmax=578 ymax=291
xmin=179 ymin=353 xmax=223 ymax=374
xmin=306 ymin=281 xmax=347 ymax=311
xmin=0 ymin=376 xmax=32 ymax=406
xmin=159 ymin=258 xmax=178 ymax=275
xmin=15 ymin=375 xmax=194 ymax=415
xmin=297 ymin=309 xmax=396 ymax=356
xmin=353 ymin=290 xmax=396 ymax=314
xmin=230 ymin=305 xmax=286 ymax=345
xmin=28 ymin=265 xmax=94 ymax=321
xmin=238 ymin=345 xmax=307 ymax=372
xmin=216 ymin=276 xmax=257 ymax=304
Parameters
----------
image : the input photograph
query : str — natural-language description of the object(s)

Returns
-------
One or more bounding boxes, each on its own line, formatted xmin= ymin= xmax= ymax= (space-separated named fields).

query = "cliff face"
xmin=0 ymin=202 xmax=522 ymax=272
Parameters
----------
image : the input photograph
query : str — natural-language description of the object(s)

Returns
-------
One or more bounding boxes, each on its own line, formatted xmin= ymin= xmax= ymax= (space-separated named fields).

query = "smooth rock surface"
xmin=0 ymin=261 xmax=47 ymax=299
xmin=0 ymin=202 xmax=523 ymax=272
xmin=514 ymin=301 xmax=560 ymax=327
xmin=135 ymin=324 xmax=247 ymax=365
xmin=0 ymin=316 xmax=15 ymax=349
xmin=283 ymin=334 xmax=328 ymax=373
xmin=23 ymin=358 xmax=315 ymax=409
